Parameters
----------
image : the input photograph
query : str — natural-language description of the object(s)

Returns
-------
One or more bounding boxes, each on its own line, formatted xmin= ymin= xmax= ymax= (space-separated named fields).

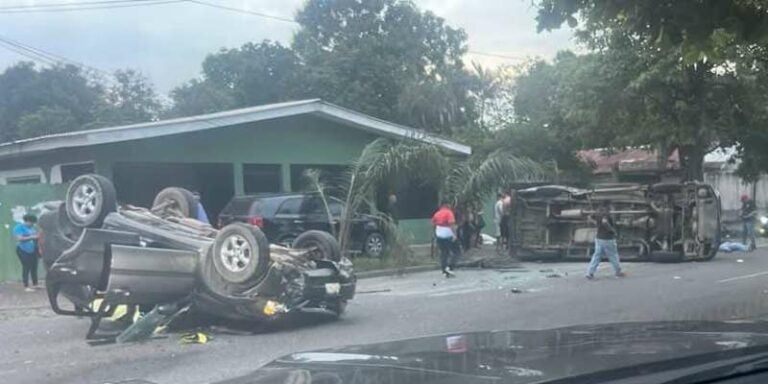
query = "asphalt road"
xmin=3 ymin=249 xmax=768 ymax=384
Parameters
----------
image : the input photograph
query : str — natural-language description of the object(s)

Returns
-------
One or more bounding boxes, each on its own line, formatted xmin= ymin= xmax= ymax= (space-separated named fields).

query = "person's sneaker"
xmin=616 ymin=271 xmax=627 ymax=278
xmin=444 ymin=269 xmax=456 ymax=278
xmin=585 ymin=274 xmax=595 ymax=280
xmin=24 ymin=287 xmax=35 ymax=292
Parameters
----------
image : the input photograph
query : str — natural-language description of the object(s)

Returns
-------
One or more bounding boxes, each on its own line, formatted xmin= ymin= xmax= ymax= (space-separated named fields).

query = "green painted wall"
xmin=0 ymin=115 xmax=440 ymax=245
xmin=0 ymin=184 xmax=67 ymax=281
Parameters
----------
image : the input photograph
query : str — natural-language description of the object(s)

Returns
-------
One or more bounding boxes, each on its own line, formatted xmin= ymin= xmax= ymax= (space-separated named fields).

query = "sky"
xmin=0 ymin=0 xmax=575 ymax=95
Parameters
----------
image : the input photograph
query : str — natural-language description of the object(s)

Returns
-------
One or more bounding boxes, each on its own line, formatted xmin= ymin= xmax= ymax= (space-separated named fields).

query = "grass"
xmin=351 ymin=249 xmax=437 ymax=272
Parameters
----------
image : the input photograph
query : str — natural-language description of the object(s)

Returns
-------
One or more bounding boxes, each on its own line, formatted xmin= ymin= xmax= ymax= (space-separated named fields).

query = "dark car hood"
xmin=219 ymin=321 xmax=768 ymax=384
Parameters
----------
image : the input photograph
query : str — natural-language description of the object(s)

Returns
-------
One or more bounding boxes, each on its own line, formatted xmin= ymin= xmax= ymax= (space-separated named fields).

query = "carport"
xmin=112 ymin=162 xmax=234 ymax=222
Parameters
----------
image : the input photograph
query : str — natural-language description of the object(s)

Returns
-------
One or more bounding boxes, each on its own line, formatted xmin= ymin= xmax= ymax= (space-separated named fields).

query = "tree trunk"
xmin=679 ymin=145 xmax=705 ymax=182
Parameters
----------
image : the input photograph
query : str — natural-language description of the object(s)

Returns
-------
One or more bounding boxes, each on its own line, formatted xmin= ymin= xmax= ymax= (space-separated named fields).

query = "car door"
xmin=271 ymin=197 xmax=306 ymax=244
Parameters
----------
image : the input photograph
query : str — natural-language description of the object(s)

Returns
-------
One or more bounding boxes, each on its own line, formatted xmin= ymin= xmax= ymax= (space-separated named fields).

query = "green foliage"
xmin=0 ymin=62 xmax=103 ymax=141
xmin=93 ymin=69 xmax=162 ymax=127
xmin=535 ymin=0 xmax=768 ymax=65
xmin=168 ymin=41 xmax=304 ymax=117
xmin=0 ymin=62 xmax=163 ymax=141
xmin=531 ymin=1 xmax=768 ymax=180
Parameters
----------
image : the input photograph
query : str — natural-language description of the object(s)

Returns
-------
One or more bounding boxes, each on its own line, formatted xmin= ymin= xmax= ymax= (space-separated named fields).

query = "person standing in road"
xmin=586 ymin=202 xmax=625 ymax=279
xmin=13 ymin=214 xmax=40 ymax=292
xmin=493 ymin=193 xmax=505 ymax=250
xmin=741 ymin=194 xmax=757 ymax=252
xmin=432 ymin=202 xmax=459 ymax=278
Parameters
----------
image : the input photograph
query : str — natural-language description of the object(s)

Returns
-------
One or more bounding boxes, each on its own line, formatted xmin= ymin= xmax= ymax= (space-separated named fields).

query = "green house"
xmin=0 ymin=99 xmax=471 ymax=253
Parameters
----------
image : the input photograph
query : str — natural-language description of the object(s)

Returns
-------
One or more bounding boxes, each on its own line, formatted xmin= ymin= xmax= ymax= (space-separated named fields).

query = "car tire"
xmin=650 ymin=250 xmax=684 ymax=263
xmin=212 ymin=223 xmax=271 ymax=287
xmin=363 ymin=232 xmax=386 ymax=258
xmin=152 ymin=187 xmax=198 ymax=219
xmin=293 ymin=230 xmax=342 ymax=262
xmin=65 ymin=174 xmax=117 ymax=228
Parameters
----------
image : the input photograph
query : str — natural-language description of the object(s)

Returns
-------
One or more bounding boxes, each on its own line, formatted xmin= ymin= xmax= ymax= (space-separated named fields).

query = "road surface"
xmin=2 ymin=249 xmax=768 ymax=384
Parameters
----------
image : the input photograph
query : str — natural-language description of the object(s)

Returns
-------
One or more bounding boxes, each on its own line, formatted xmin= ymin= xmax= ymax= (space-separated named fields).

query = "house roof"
xmin=577 ymin=148 xmax=680 ymax=174
xmin=0 ymin=99 xmax=471 ymax=158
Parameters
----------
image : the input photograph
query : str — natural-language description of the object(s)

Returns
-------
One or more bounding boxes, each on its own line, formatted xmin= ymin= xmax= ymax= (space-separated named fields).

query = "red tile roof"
xmin=577 ymin=148 xmax=680 ymax=174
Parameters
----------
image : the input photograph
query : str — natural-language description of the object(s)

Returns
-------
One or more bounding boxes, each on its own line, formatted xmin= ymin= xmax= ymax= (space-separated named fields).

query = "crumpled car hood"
xmin=221 ymin=321 xmax=768 ymax=384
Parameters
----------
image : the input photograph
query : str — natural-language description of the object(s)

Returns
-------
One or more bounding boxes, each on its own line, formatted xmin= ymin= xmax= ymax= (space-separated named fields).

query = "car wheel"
xmin=212 ymin=223 xmax=271 ymax=287
xmin=363 ymin=232 xmax=385 ymax=258
xmin=65 ymin=174 xmax=117 ymax=228
xmin=152 ymin=187 xmax=198 ymax=219
xmin=293 ymin=230 xmax=342 ymax=262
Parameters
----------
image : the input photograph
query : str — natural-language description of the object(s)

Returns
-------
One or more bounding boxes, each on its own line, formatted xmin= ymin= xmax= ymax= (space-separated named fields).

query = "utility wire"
xmin=186 ymin=1 xmax=530 ymax=62
xmin=0 ymin=0 xmax=182 ymax=14
xmin=0 ymin=34 xmax=115 ymax=81
xmin=0 ymin=0 xmax=158 ymax=10
xmin=185 ymin=0 xmax=296 ymax=23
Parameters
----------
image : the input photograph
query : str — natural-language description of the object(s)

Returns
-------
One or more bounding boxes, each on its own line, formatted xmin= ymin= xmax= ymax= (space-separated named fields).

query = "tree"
xmin=536 ymin=0 xmax=768 ymax=65
xmin=93 ymin=69 xmax=162 ymax=127
xmin=169 ymin=41 xmax=304 ymax=117
xmin=0 ymin=62 xmax=104 ymax=141
xmin=532 ymin=1 xmax=761 ymax=181
xmin=293 ymin=0 xmax=477 ymax=133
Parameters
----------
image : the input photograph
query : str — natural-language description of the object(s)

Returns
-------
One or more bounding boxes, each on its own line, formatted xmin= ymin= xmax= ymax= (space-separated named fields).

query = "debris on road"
xmin=180 ymin=331 xmax=210 ymax=344
xmin=737 ymin=259 xmax=745 ymax=263
xmin=546 ymin=273 xmax=563 ymax=278
xmin=510 ymin=288 xmax=524 ymax=294
xmin=673 ymin=276 xmax=682 ymax=280
xmin=356 ymin=289 xmax=392 ymax=294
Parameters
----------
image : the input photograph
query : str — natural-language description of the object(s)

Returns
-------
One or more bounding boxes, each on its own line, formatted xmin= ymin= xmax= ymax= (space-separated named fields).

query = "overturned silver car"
xmin=39 ymin=174 xmax=356 ymax=341
xmin=512 ymin=182 xmax=721 ymax=262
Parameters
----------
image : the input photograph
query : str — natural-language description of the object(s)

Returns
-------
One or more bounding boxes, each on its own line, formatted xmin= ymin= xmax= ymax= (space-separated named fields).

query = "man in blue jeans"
xmin=586 ymin=202 xmax=625 ymax=279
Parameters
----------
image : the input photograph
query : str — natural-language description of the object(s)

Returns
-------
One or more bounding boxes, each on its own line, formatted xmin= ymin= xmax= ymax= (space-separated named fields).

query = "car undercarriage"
xmin=513 ymin=182 xmax=721 ymax=262
xmin=39 ymin=174 xmax=356 ymax=342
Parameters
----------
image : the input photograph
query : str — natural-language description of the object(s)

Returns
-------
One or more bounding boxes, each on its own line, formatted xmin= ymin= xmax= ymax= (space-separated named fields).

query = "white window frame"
xmin=0 ymin=168 xmax=46 ymax=185
xmin=50 ymin=161 xmax=95 ymax=184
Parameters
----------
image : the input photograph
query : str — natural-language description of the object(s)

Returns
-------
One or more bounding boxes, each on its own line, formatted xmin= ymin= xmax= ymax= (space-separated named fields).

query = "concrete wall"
xmin=705 ymin=167 xmax=768 ymax=226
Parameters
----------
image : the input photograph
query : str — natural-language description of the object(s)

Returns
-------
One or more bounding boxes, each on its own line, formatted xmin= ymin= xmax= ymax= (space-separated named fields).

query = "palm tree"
xmin=330 ymin=138 xmax=555 ymax=256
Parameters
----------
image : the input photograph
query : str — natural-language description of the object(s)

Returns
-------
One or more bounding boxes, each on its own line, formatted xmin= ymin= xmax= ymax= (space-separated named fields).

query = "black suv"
xmin=218 ymin=193 xmax=386 ymax=257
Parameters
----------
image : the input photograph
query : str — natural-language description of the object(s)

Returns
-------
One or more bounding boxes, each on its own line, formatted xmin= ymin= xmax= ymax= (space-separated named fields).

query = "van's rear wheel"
xmin=152 ymin=187 xmax=198 ymax=219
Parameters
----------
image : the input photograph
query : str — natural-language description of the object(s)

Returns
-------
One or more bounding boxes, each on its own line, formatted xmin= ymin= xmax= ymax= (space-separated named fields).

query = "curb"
xmin=357 ymin=264 xmax=439 ymax=279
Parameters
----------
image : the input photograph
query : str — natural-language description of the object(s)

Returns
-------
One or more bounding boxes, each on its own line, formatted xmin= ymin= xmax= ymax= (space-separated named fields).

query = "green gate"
xmin=0 ymin=184 xmax=67 ymax=281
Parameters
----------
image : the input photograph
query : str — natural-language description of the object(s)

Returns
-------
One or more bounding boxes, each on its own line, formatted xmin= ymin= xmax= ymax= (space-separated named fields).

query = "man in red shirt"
xmin=432 ymin=202 xmax=460 ymax=277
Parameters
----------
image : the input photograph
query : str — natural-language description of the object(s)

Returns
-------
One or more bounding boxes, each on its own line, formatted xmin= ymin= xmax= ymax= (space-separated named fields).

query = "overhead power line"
xmin=0 ymin=0 xmax=156 ymax=10
xmin=0 ymin=34 xmax=114 ymax=79
xmin=185 ymin=0 xmax=296 ymax=23
xmin=0 ymin=0 xmax=182 ymax=14
xmin=186 ymin=1 xmax=531 ymax=62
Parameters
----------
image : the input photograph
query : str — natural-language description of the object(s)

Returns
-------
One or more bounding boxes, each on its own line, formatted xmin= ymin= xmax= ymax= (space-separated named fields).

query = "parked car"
xmin=218 ymin=193 xmax=387 ymax=257
xmin=512 ymin=182 xmax=721 ymax=262
xmin=39 ymin=174 xmax=356 ymax=341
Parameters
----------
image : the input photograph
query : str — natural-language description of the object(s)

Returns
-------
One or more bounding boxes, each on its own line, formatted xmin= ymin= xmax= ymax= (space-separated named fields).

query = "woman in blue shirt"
xmin=13 ymin=214 xmax=39 ymax=292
